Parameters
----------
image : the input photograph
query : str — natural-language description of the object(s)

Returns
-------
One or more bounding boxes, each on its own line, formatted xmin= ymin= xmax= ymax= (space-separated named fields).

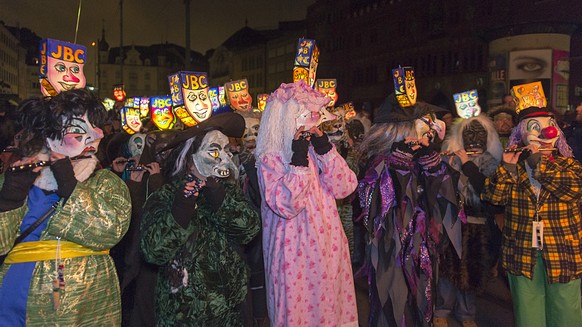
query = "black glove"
xmin=0 ymin=169 xmax=38 ymax=211
xmin=310 ymin=133 xmax=333 ymax=155
xmin=391 ymin=141 xmax=416 ymax=156
xmin=172 ymin=180 xmax=199 ymax=228
xmin=290 ymin=138 xmax=310 ymax=167
xmin=416 ymin=144 xmax=442 ymax=172
xmin=201 ymin=177 xmax=226 ymax=212
xmin=50 ymin=158 xmax=77 ymax=199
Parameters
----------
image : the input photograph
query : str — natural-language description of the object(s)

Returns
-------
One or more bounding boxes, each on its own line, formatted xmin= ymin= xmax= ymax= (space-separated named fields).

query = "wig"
xmin=442 ymin=114 xmax=503 ymax=163
xmin=164 ymin=131 xmax=205 ymax=180
xmin=255 ymin=81 xmax=329 ymax=168
xmin=507 ymin=118 xmax=573 ymax=158
xmin=357 ymin=120 xmax=416 ymax=161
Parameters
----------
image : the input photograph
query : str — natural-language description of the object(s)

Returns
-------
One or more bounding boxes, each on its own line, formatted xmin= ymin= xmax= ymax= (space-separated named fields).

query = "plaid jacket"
xmin=482 ymin=155 xmax=582 ymax=283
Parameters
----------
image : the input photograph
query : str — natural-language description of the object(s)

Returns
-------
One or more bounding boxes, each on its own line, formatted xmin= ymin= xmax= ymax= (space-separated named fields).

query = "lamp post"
xmin=91 ymin=41 xmax=100 ymax=98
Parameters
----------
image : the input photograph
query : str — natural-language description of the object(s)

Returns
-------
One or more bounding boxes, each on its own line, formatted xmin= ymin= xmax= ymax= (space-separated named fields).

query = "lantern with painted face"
xmin=168 ymin=71 xmax=212 ymax=127
xmin=113 ymin=84 xmax=126 ymax=102
xmin=453 ymin=89 xmax=481 ymax=119
xmin=392 ymin=66 xmax=417 ymax=107
xmin=256 ymin=94 xmax=268 ymax=111
xmin=316 ymin=79 xmax=338 ymax=108
xmin=39 ymin=39 xmax=87 ymax=97
xmin=150 ymin=96 xmax=176 ymax=130
xmin=139 ymin=97 xmax=150 ymax=119
xmin=225 ymin=79 xmax=253 ymax=112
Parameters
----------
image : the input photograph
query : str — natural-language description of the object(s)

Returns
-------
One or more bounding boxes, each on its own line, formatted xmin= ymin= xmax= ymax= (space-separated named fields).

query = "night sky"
xmin=1 ymin=0 xmax=314 ymax=83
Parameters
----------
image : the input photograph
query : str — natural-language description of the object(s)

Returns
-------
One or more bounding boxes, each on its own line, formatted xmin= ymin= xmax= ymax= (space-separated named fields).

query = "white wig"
xmin=442 ymin=114 xmax=503 ymax=163
xmin=255 ymin=81 xmax=330 ymax=169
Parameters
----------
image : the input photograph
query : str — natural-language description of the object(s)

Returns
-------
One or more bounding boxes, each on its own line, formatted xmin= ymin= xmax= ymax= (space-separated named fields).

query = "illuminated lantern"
xmin=392 ymin=66 xmax=417 ymax=107
xmin=120 ymin=97 xmax=143 ymax=134
xmin=316 ymin=79 xmax=338 ymax=107
xmin=102 ymin=98 xmax=116 ymax=111
xmin=139 ymin=97 xmax=150 ymax=119
xmin=209 ymin=86 xmax=232 ymax=115
xmin=113 ymin=84 xmax=126 ymax=102
xmin=39 ymin=38 xmax=87 ymax=97
xmin=293 ymin=38 xmax=319 ymax=88
xmin=225 ymin=79 xmax=253 ymax=112
xmin=511 ymin=81 xmax=547 ymax=113
xmin=149 ymin=96 xmax=176 ymax=130
xmin=453 ymin=89 xmax=481 ymax=118
xmin=168 ymin=71 xmax=212 ymax=126
xmin=256 ymin=93 xmax=268 ymax=111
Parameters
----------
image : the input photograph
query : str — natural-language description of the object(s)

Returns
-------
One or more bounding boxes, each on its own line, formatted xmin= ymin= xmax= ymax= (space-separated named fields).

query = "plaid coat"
xmin=482 ymin=155 xmax=582 ymax=283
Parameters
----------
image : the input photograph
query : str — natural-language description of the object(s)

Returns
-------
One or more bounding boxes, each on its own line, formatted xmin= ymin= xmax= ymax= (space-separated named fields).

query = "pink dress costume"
xmin=256 ymin=81 xmax=359 ymax=327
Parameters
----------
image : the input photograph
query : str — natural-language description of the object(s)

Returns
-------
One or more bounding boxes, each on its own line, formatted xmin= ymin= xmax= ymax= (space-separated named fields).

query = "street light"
xmin=91 ymin=40 xmax=100 ymax=98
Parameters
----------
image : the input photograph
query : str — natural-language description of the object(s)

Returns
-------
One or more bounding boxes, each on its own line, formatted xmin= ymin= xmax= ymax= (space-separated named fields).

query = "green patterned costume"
xmin=0 ymin=169 xmax=131 ymax=326
xmin=140 ymin=178 xmax=260 ymax=326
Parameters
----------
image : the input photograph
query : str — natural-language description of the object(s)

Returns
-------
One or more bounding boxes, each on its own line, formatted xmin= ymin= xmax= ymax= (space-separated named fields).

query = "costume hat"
xmin=159 ymin=112 xmax=245 ymax=153
xmin=374 ymin=93 xmax=446 ymax=124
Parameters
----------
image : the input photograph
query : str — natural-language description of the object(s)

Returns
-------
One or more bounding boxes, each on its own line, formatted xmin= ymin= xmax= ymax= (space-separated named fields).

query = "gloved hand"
xmin=310 ymin=133 xmax=333 ymax=155
xmin=201 ymin=177 xmax=226 ymax=212
xmin=290 ymin=138 xmax=310 ymax=167
xmin=172 ymin=176 xmax=201 ymax=228
xmin=50 ymin=158 xmax=77 ymax=199
xmin=416 ymin=144 xmax=442 ymax=172
xmin=0 ymin=169 xmax=38 ymax=211
xmin=391 ymin=141 xmax=416 ymax=156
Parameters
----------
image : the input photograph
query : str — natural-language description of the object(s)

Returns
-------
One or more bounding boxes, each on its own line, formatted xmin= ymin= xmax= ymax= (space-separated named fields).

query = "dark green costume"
xmin=140 ymin=178 xmax=260 ymax=326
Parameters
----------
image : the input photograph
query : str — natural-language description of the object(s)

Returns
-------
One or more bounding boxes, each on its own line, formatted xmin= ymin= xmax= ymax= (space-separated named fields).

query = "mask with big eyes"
xmin=462 ymin=120 xmax=488 ymax=154
xmin=47 ymin=113 xmax=104 ymax=158
xmin=192 ymin=130 xmax=236 ymax=179
xmin=522 ymin=116 xmax=560 ymax=149
xmin=414 ymin=113 xmax=446 ymax=142
xmin=321 ymin=110 xmax=346 ymax=144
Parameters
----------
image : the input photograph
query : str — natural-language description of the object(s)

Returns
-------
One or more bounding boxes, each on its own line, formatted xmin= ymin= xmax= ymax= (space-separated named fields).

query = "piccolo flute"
xmin=441 ymin=150 xmax=483 ymax=156
xmin=7 ymin=155 xmax=93 ymax=172
xmin=503 ymin=147 xmax=556 ymax=153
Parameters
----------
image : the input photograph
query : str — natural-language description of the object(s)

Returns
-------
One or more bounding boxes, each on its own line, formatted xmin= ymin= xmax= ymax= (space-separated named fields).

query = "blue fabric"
xmin=0 ymin=186 xmax=59 ymax=327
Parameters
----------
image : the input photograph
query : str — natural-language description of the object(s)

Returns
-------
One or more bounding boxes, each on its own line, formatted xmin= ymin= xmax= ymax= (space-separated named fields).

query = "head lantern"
xmin=293 ymin=38 xmax=319 ymax=88
xmin=168 ymin=71 xmax=212 ymax=127
xmin=225 ymin=79 xmax=253 ymax=112
xmin=256 ymin=94 xmax=268 ymax=111
xmin=316 ymin=79 xmax=338 ymax=108
xmin=453 ymin=89 xmax=481 ymax=119
xmin=392 ymin=66 xmax=417 ymax=108
xmin=509 ymin=81 xmax=563 ymax=153
xmin=149 ymin=96 xmax=176 ymax=130
xmin=121 ymin=97 xmax=143 ymax=135
xmin=39 ymin=39 xmax=87 ymax=97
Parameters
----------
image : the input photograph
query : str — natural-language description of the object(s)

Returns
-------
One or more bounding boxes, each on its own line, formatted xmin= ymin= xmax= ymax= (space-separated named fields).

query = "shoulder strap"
xmin=12 ymin=202 xmax=58 ymax=246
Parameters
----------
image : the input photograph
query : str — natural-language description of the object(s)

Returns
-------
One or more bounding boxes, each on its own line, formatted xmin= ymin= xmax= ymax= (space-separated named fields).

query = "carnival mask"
xmin=128 ymin=133 xmax=146 ymax=157
xmin=415 ymin=113 xmax=446 ymax=142
xmin=47 ymin=112 xmax=104 ymax=158
xmin=296 ymin=106 xmax=336 ymax=130
xmin=242 ymin=117 xmax=260 ymax=151
xmin=321 ymin=110 xmax=346 ymax=144
xmin=192 ymin=130 xmax=236 ymax=179
xmin=493 ymin=112 xmax=514 ymax=135
xmin=462 ymin=120 xmax=487 ymax=154
xmin=522 ymin=116 xmax=560 ymax=150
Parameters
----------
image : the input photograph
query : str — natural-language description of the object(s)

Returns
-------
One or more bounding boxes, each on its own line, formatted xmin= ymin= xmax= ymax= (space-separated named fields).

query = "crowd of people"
xmin=0 ymin=79 xmax=581 ymax=327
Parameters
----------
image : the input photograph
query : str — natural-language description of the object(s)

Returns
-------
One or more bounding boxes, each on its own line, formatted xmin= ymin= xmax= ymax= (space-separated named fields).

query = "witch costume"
xmin=358 ymin=94 xmax=463 ymax=326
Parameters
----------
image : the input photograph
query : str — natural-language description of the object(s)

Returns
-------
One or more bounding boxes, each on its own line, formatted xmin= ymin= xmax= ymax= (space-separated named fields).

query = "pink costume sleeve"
xmin=314 ymin=146 xmax=358 ymax=199
xmin=258 ymin=153 xmax=312 ymax=219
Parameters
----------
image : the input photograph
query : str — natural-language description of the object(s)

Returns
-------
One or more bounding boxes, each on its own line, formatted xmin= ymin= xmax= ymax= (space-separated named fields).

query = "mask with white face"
xmin=192 ymin=130 xmax=237 ymax=179
xmin=414 ymin=113 xmax=446 ymax=142
xmin=522 ymin=116 xmax=560 ymax=150
xmin=46 ymin=112 xmax=104 ymax=158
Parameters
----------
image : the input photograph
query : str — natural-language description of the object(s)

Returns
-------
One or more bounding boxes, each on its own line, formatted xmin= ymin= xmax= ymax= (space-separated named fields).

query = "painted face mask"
xmin=415 ymin=113 xmax=446 ymax=142
xmin=47 ymin=112 xmax=104 ymax=158
xmin=522 ymin=116 xmax=560 ymax=150
xmin=321 ymin=109 xmax=346 ymax=144
xmin=295 ymin=106 xmax=336 ymax=130
xmin=462 ymin=120 xmax=487 ymax=154
xmin=192 ymin=130 xmax=237 ymax=179
xmin=184 ymin=88 xmax=212 ymax=122
xmin=242 ymin=117 xmax=260 ymax=152
xmin=128 ymin=133 xmax=146 ymax=157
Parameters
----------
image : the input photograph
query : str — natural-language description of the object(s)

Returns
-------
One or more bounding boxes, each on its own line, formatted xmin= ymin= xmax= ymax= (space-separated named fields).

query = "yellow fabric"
xmin=4 ymin=240 xmax=109 ymax=264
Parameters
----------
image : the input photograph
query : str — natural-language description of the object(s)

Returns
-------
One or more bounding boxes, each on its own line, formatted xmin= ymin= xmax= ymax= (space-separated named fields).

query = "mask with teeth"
xmin=192 ymin=130 xmax=237 ymax=179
